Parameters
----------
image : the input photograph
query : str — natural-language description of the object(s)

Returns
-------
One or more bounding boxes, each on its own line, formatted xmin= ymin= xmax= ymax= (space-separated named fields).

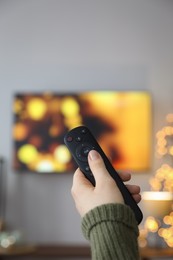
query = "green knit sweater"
xmin=82 ymin=203 xmax=140 ymax=260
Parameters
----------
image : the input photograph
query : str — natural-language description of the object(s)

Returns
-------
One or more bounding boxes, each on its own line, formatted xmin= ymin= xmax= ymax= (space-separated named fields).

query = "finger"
xmin=118 ymin=171 xmax=131 ymax=182
xmin=132 ymin=194 xmax=141 ymax=204
xmin=88 ymin=150 xmax=110 ymax=185
xmin=126 ymin=184 xmax=141 ymax=195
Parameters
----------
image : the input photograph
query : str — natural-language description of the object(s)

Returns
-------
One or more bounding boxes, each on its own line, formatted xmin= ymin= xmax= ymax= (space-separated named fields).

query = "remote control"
xmin=64 ymin=125 xmax=143 ymax=224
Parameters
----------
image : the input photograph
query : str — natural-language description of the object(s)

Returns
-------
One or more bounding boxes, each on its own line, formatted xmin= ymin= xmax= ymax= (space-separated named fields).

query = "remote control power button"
xmin=67 ymin=136 xmax=73 ymax=142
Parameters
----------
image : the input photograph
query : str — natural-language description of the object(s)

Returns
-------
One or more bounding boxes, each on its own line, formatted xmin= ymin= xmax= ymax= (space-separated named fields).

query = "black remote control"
xmin=64 ymin=125 xmax=143 ymax=224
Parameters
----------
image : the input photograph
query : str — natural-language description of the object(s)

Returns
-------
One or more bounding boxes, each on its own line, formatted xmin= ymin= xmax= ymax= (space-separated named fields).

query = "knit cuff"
xmin=81 ymin=203 xmax=139 ymax=240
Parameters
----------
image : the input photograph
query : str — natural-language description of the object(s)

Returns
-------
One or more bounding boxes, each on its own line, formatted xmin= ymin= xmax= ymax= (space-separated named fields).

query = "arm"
xmin=71 ymin=150 xmax=141 ymax=260
xmin=82 ymin=203 xmax=139 ymax=260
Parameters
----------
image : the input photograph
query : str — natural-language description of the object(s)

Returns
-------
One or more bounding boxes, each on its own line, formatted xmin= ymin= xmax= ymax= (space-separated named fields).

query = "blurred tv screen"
xmin=12 ymin=91 xmax=151 ymax=173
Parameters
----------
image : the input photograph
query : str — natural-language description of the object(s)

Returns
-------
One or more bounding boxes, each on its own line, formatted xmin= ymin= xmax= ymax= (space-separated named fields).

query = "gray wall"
xmin=0 ymin=0 xmax=173 ymax=251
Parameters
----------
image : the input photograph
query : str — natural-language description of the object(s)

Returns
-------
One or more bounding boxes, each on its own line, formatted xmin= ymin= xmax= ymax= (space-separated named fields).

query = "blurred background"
xmin=0 ymin=0 xmax=173 ymax=259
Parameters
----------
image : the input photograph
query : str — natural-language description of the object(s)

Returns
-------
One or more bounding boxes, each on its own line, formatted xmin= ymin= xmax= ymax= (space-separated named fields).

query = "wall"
xmin=0 ymin=0 xmax=173 ymax=250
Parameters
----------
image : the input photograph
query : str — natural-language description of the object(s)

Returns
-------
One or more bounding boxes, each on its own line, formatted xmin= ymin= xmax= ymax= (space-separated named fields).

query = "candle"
xmin=142 ymin=191 xmax=173 ymax=218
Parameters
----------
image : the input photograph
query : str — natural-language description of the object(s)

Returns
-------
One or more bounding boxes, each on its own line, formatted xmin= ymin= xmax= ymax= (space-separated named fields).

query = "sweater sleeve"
xmin=81 ymin=203 xmax=140 ymax=260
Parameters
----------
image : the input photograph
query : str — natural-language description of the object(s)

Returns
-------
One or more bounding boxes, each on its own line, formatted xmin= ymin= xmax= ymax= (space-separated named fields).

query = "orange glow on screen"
xmin=12 ymin=91 xmax=151 ymax=173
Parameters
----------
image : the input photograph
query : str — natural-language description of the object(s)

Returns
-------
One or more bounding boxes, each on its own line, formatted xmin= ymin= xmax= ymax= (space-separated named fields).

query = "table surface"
xmin=0 ymin=245 xmax=173 ymax=259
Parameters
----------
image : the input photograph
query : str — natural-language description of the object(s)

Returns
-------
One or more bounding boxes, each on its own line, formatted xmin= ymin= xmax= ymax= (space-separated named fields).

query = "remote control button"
xmin=76 ymin=136 xmax=82 ymax=142
xmin=82 ymin=146 xmax=90 ymax=156
xmin=64 ymin=126 xmax=143 ymax=224
xmin=67 ymin=136 xmax=73 ymax=142
xmin=81 ymin=128 xmax=87 ymax=134
xmin=76 ymin=143 xmax=93 ymax=162
xmin=85 ymin=165 xmax=90 ymax=172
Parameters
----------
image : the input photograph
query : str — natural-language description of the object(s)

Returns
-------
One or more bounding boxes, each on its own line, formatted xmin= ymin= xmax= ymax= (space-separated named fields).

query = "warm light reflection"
xmin=169 ymin=146 xmax=173 ymax=156
xmin=61 ymin=97 xmax=80 ymax=118
xmin=140 ymin=113 xmax=173 ymax=248
xmin=138 ymin=228 xmax=148 ymax=248
xmin=158 ymin=219 xmax=173 ymax=247
xmin=49 ymin=125 xmax=60 ymax=137
xmin=13 ymin=92 xmax=151 ymax=173
xmin=18 ymin=144 xmax=38 ymax=164
xmin=27 ymin=98 xmax=47 ymax=120
xmin=13 ymin=99 xmax=24 ymax=114
xmin=142 ymin=191 xmax=173 ymax=200
xmin=60 ymin=97 xmax=82 ymax=129
xmin=29 ymin=135 xmax=42 ymax=147
xmin=149 ymin=165 xmax=173 ymax=191
xmin=140 ymin=192 xmax=173 ymax=247
xmin=36 ymin=160 xmax=54 ymax=172
xmin=13 ymin=123 xmax=28 ymax=140
xmin=142 ymin=191 xmax=173 ymax=220
xmin=156 ymin=124 xmax=173 ymax=158
xmin=144 ymin=216 xmax=159 ymax=233
xmin=54 ymin=145 xmax=71 ymax=164
xmin=64 ymin=115 xmax=83 ymax=129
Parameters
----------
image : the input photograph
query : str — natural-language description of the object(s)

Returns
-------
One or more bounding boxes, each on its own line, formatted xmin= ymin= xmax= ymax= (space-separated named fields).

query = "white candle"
xmin=141 ymin=191 xmax=173 ymax=219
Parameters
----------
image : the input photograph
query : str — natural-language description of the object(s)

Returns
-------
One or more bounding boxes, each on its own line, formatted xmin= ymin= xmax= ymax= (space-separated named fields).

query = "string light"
xmin=139 ymin=113 xmax=173 ymax=247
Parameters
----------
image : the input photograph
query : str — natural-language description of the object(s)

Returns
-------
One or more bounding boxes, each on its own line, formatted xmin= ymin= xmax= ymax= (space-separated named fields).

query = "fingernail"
xmin=89 ymin=150 xmax=100 ymax=160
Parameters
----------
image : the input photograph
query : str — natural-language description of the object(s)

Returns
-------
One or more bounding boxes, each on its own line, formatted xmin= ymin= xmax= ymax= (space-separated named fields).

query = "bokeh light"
xmin=140 ymin=113 xmax=173 ymax=248
xmin=27 ymin=98 xmax=47 ymax=120
xmin=54 ymin=145 xmax=71 ymax=164
xmin=13 ymin=92 xmax=151 ymax=173
xmin=13 ymin=123 xmax=28 ymax=141
xmin=18 ymin=144 xmax=38 ymax=164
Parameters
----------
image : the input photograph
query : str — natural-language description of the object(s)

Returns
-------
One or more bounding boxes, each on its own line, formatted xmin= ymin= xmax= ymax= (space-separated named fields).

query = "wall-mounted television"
xmin=12 ymin=91 xmax=151 ymax=173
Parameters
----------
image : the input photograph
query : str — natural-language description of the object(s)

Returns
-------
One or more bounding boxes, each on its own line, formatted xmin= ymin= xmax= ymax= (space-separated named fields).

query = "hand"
xmin=71 ymin=150 xmax=141 ymax=217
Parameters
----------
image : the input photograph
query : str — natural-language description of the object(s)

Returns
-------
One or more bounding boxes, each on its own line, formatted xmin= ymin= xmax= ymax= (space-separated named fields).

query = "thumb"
xmin=88 ymin=150 xmax=110 ymax=185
